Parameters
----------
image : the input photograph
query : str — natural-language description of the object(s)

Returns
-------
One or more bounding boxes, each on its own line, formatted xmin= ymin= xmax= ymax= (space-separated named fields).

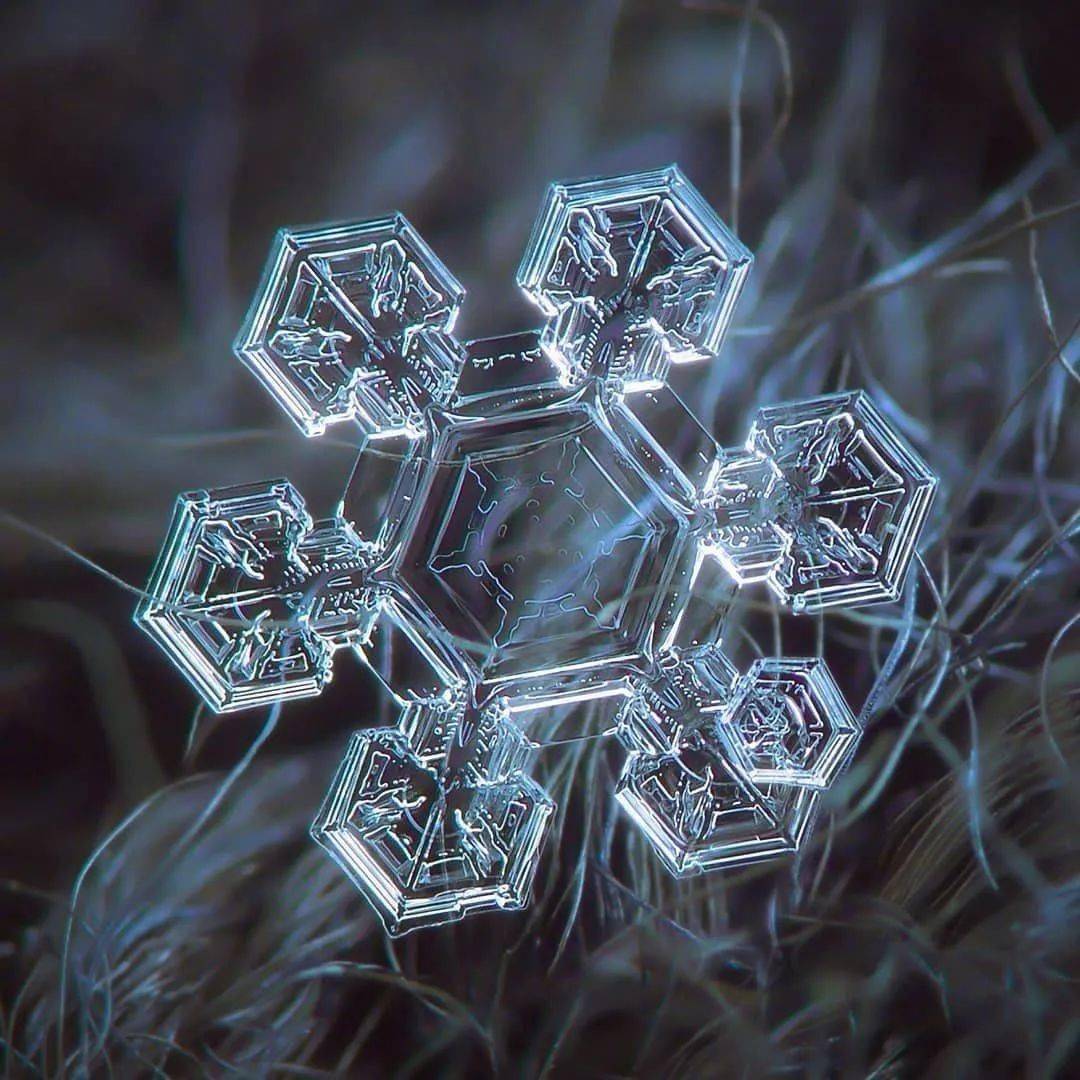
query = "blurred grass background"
xmin=1 ymin=1 xmax=1078 ymax=1075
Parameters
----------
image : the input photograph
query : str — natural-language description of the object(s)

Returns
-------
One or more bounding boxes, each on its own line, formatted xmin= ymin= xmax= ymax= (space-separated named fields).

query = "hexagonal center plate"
xmin=394 ymin=394 xmax=689 ymax=696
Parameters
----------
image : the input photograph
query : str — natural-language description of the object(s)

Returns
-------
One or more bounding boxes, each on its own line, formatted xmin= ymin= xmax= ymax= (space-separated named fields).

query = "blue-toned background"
xmin=1 ymin=2 xmax=1077 ymax=1075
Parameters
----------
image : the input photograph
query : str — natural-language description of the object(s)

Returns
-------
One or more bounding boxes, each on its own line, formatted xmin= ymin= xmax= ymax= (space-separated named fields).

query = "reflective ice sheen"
xmin=702 ymin=391 xmax=937 ymax=611
xmin=721 ymin=657 xmax=860 ymax=789
xmin=389 ymin=387 xmax=696 ymax=704
xmin=312 ymin=693 xmax=552 ymax=935
xmin=138 ymin=167 xmax=937 ymax=932
xmin=617 ymin=730 xmax=819 ymax=876
xmin=615 ymin=646 xmax=820 ymax=875
xmin=136 ymin=479 xmax=376 ymax=712
xmin=234 ymin=216 xmax=464 ymax=437
xmin=518 ymin=166 xmax=752 ymax=390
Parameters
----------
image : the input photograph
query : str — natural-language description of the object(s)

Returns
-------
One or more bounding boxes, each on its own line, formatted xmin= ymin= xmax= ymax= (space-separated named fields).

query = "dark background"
xmin=1 ymin=1 xmax=1077 ymax=1076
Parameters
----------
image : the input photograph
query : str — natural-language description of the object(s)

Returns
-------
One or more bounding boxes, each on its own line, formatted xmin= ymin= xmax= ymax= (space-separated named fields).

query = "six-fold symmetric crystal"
xmin=137 ymin=166 xmax=936 ymax=935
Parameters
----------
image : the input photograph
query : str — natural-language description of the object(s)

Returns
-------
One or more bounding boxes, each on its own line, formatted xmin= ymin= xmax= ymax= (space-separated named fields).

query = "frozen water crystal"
xmin=234 ymin=216 xmax=465 ymax=437
xmin=138 ymin=167 xmax=937 ymax=931
xmin=517 ymin=166 xmax=752 ymax=390
xmin=703 ymin=391 xmax=937 ymax=611
xmin=387 ymin=385 xmax=696 ymax=704
xmin=616 ymin=730 xmax=819 ymax=876
xmin=136 ymin=479 xmax=376 ymax=712
xmin=721 ymin=657 xmax=860 ymax=789
xmin=311 ymin=693 xmax=552 ymax=935
xmin=617 ymin=644 xmax=738 ymax=754
xmin=614 ymin=644 xmax=819 ymax=875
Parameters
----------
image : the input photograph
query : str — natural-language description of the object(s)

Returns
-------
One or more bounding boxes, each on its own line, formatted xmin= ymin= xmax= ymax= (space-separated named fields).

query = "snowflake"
xmin=136 ymin=166 xmax=936 ymax=935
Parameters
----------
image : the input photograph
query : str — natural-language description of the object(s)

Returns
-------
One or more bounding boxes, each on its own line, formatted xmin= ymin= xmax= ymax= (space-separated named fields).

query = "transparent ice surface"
xmin=617 ymin=727 xmax=819 ymax=877
xmin=451 ymin=330 xmax=564 ymax=412
xmin=701 ymin=449 xmax=790 ymax=583
xmin=720 ymin=657 xmax=860 ymax=789
xmin=136 ymin=480 xmax=376 ymax=712
xmin=311 ymin=693 xmax=552 ymax=936
xmin=617 ymin=644 xmax=738 ymax=754
xmin=388 ymin=385 xmax=696 ymax=703
xmin=139 ymin=167 xmax=937 ymax=931
xmin=703 ymin=390 xmax=937 ymax=612
xmin=517 ymin=166 xmax=752 ymax=390
xmin=614 ymin=645 xmax=822 ymax=874
xmin=234 ymin=216 xmax=465 ymax=438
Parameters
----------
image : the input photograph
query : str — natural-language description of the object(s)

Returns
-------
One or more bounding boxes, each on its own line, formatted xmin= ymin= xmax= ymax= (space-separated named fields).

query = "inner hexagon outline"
xmin=390 ymin=389 xmax=692 ymax=699
xmin=430 ymin=431 xmax=657 ymax=645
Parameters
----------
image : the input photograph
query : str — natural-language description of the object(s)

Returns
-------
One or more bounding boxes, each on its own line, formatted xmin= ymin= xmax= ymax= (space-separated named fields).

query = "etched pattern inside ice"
xmin=390 ymin=390 xmax=693 ymax=701
xmin=614 ymin=645 xmax=820 ymax=875
xmin=136 ymin=479 xmax=377 ymax=712
xmin=234 ymin=217 xmax=465 ymax=437
xmin=721 ymin=658 xmax=860 ymax=789
xmin=617 ymin=731 xmax=819 ymax=876
xmin=517 ymin=167 xmax=752 ymax=389
xmin=138 ymin=166 xmax=937 ymax=933
xmin=311 ymin=693 xmax=552 ymax=935
xmin=703 ymin=392 xmax=937 ymax=611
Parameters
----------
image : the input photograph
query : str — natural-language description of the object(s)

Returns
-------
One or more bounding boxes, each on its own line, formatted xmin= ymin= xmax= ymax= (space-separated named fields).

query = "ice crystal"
xmin=137 ymin=166 xmax=936 ymax=934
